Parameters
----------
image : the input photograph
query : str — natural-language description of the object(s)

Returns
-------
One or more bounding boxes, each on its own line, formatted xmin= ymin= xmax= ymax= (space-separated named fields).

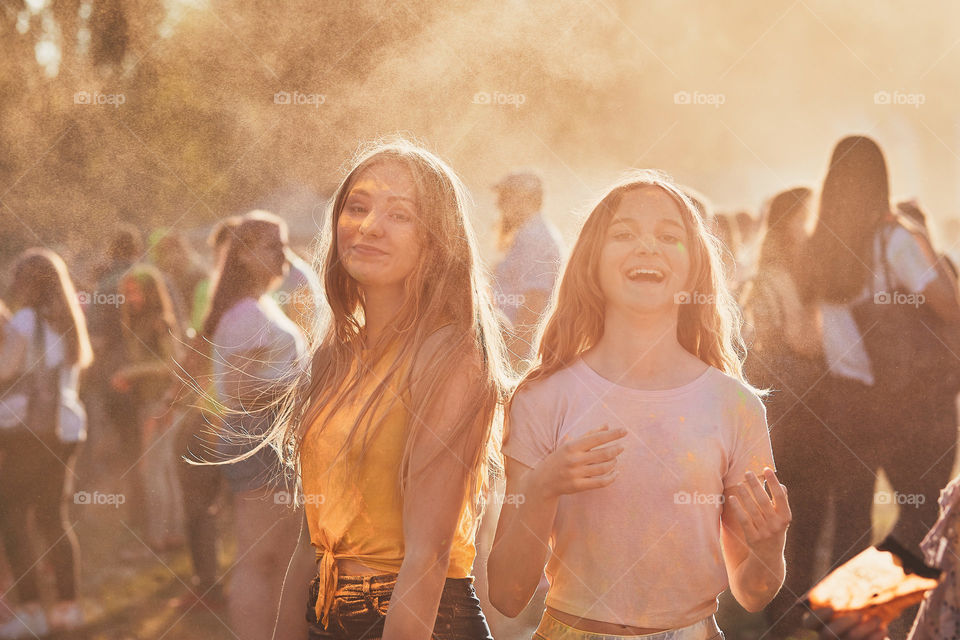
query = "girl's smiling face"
xmin=337 ymin=160 xmax=423 ymax=292
xmin=597 ymin=186 xmax=692 ymax=317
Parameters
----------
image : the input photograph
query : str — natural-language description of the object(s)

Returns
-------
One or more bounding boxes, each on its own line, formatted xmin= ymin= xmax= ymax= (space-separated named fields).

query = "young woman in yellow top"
xmin=266 ymin=140 xmax=511 ymax=640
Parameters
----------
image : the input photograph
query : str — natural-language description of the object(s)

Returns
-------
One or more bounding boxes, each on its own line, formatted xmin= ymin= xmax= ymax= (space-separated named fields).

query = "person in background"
xmin=204 ymin=211 xmax=312 ymax=640
xmin=0 ymin=249 xmax=93 ymax=638
xmin=492 ymin=171 xmax=563 ymax=370
xmin=169 ymin=217 xmax=238 ymax=609
xmin=150 ymin=229 xmax=206 ymax=335
xmin=803 ymin=137 xmax=960 ymax=638
xmin=86 ymin=225 xmax=148 ymax=525
xmin=115 ymin=265 xmax=184 ymax=551
xmin=742 ymin=187 xmax=825 ymax=636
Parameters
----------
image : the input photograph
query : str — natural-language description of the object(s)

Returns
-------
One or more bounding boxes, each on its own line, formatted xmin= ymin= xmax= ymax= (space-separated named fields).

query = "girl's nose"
xmin=358 ymin=211 xmax=384 ymax=237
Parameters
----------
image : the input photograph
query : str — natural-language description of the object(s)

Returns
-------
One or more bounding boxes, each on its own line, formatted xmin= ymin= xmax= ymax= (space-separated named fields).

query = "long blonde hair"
xmin=520 ymin=169 xmax=750 ymax=395
xmin=268 ymin=138 xmax=511 ymax=515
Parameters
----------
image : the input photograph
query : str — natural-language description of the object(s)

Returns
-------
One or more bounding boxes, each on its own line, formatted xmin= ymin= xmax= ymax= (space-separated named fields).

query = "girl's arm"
xmin=381 ymin=338 xmax=487 ymax=640
xmin=0 ymin=320 xmax=27 ymax=382
xmin=487 ymin=456 xmax=558 ymax=617
xmin=721 ymin=468 xmax=790 ymax=612
xmin=914 ymin=234 xmax=960 ymax=326
xmin=487 ymin=426 xmax=626 ymax=617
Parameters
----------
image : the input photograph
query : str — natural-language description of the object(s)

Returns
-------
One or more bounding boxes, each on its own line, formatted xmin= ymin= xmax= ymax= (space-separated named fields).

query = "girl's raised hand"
xmin=530 ymin=425 xmax=627 ymax=499
xmin=724 ymin=467 xmax=792 ymax=558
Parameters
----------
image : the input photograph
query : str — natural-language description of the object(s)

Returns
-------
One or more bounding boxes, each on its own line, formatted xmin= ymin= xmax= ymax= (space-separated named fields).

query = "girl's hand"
xmin=724 ymin=467 xmax=791 ymax=560
xmin=803 ymin=607 xmax=890 ymax=640
xmin=530 ymin=425 xmax=627 ymax=500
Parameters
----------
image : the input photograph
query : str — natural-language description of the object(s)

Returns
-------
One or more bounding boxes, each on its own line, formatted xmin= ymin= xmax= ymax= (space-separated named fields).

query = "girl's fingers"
xmin=573 ymin=468 xmax=619 ymax=492
xmin=764 ymin=468 xmax=791 ymax=515
xmin=581 ymin=443 xmax=624 ymax=464
xmin=583 ymin=459 xmax=617 ymax=477
xmin=725 ymin=495 xmax=757 ymax=540
xmin=575 ymin=427 xmax=628 ymax=452
xmin=733 ymin=484 xmax=762 ymax=529
xmin=744 ymin=472 xmax=778 ymax=520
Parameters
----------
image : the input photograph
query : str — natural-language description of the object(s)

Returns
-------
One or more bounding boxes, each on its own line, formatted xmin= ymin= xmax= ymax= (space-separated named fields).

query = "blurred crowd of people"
xmin=0 ymin=134 xmax=959 ymax=640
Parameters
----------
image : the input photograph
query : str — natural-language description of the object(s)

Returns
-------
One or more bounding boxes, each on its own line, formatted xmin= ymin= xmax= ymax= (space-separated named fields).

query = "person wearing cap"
xmin=492 ymin=171 xmax=563 ymax=369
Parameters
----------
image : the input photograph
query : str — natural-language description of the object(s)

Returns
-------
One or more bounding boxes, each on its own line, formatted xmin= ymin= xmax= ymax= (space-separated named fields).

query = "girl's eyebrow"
xmin=346 ymin=188 xmax=414 ymax=206
xmin=610 ymin=216 xmax=685 ymax=229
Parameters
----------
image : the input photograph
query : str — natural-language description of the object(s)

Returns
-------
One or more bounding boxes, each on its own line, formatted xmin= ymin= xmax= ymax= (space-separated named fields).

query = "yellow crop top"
xmin=300 ymin=351 xmax=479 ymax=626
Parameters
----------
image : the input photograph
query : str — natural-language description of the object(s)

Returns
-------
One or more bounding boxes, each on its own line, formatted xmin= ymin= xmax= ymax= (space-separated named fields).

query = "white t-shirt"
xmin=503 ymin=359 xmax=774 ymax=629
xmin=0 ymin=308 xmax=87 ymax=442
xmin=493 ymin=214 xmax=564 ymax=325
xmin=820 ymin=225 xmax=938 ymax=385
xmin=211 ymin=296 xmax=307 ymax=411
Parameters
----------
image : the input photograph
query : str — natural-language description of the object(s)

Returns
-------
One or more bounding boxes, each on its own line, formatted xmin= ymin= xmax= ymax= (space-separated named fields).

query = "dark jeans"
xmin=103 ymin=387 xmax=147 ymax=529
xmin=306 ymin=573 xmax=494 ymax=640
xmin=0 ymin=433 xmax=80 ymax=602
xmin=175 ymin=407 xmax=223 ymax=592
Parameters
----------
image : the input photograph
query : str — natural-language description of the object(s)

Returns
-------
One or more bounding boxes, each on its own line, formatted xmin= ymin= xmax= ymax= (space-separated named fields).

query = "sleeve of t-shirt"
xmin=502 ymin=381 xmax=560 ymax=469
xmin=212 ymin=301 xmax=271 ymax=391
xmin=886 ymin=227 xmax=938 ymax=294
xmin=214 ymin=300 xmax=270 ymax=357
xmin=9 ymin=308 xmax=35 ymax=342
xmin=515 ymin=233 xmax=562 ymax=295
xmin=722 ymin=391 xmax=775 ymax=489
xmin=0 ymin=309 xmax=32 ymax=380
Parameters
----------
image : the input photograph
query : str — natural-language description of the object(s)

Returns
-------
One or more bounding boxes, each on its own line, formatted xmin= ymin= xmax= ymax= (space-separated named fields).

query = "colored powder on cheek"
xmin=676 ymin=241 xmax=686 ymax=253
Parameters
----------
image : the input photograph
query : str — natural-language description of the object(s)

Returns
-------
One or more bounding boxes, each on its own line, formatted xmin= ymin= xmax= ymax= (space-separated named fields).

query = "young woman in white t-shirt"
xmin=0 ymin=248 xmax=93 ymax=637
xmin=202 ymin=211 xmax=313 ymax=640
xmin=488 ymin=170 xmax=790 ymax=640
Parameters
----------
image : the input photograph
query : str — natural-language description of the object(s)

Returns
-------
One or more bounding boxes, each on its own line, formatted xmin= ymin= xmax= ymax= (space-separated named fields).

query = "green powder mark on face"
xmin=676 ymin=241 xmax=686 ymax=253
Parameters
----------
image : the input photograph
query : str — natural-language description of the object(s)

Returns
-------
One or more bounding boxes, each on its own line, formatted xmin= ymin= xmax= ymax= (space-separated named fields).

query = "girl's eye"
xmin=346 ymin=203 xmax=367 ymax=215
xmin=612 ymin=230 xmax=634 ymax=240
xmin=390 ymin=211 xmax=412 ymax=222
xmin=659 ymin=233 xmax=680 ymax=243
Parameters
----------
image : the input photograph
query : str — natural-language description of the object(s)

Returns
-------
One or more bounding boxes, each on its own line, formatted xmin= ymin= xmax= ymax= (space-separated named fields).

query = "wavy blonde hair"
xmin=262 ymin=138 xmax=512 ymax=516
xmin=519 ymin=169 xmax=752 ymax=395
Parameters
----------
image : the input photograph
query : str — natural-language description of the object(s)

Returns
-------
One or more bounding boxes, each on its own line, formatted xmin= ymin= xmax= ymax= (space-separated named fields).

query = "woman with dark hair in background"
xmin=742 ymin=187 xmax=825 ymax=636
xmin=803 ymin=136 xmax=960 ymax=601
xmin=203 ymin=211 xmax=312 ymax=640
xmin=113 ymin=265 xmax=184 ymax=551
xmin=0 ymin=248 xmax=93 ymax=638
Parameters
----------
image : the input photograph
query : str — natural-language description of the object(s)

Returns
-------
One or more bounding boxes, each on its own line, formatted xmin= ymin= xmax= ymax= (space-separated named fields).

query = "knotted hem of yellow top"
xmin=313 ymin=549 xmax=404 ymax=628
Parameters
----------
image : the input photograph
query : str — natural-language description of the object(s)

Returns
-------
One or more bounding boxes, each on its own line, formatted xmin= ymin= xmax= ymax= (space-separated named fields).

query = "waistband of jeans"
xmin=535 ymin=611 xmax=721 ymax=640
